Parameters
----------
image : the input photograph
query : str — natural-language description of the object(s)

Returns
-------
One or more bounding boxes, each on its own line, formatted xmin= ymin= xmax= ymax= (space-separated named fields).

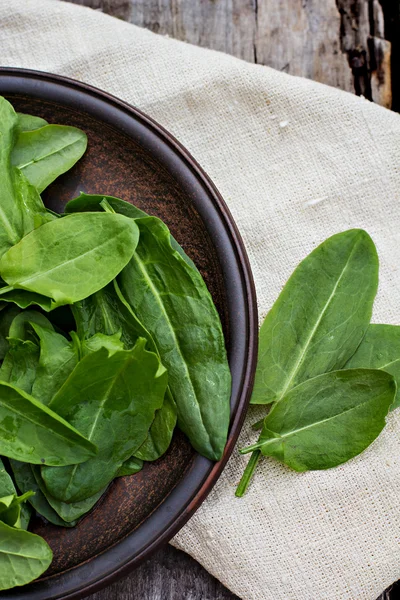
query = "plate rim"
xmin=0 ymin=67 xmax=258 ymax=600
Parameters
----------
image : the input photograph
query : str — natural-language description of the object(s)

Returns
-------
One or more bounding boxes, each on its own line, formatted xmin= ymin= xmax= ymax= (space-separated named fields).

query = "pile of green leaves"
xmin=0 ymin=96 xmax=231 ymax=590
xmin=236 ymin=229 xmax=399 ymax=496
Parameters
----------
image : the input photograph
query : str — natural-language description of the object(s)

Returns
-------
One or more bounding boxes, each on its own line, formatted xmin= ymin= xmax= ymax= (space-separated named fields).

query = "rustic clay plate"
xmin=0 ymin=68 xmax=257 ymax=600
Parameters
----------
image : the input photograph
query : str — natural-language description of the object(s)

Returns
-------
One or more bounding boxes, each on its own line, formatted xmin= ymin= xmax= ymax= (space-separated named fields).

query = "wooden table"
xmin=60 ymin=2 xmax=400 ymax=598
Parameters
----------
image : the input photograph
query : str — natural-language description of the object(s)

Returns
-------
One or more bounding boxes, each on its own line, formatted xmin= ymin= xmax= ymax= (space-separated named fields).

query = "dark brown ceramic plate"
xmin=0 ymin=68 xmax=257 ymax=600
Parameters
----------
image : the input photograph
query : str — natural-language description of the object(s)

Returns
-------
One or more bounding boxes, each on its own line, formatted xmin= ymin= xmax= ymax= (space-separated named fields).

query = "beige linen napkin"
xmin=1 ymin=1 xmax=400 ymax=598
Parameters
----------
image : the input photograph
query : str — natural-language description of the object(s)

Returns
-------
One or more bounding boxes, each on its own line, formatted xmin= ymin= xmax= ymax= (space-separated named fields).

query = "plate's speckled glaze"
xmin=0 ymin=68 xmax=257 ymax=600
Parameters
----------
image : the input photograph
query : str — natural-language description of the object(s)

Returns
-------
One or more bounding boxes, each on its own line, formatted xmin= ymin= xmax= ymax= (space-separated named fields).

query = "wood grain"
xmin=87 ymin=546 xmax=239 ymax=600
xmin=58 ymin=1 xmax=400 ymax=598
xmin=69 ymin=0 xmax=397 ymax=109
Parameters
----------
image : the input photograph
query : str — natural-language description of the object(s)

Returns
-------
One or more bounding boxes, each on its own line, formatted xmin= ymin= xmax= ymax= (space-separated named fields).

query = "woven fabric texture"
xmin=1 ymin=1 xmax=400 ymax=598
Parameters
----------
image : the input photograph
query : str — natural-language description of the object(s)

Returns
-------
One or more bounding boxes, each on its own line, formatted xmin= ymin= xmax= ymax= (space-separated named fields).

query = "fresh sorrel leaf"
xmin=241 ymin=369 xmax=395 ymax=471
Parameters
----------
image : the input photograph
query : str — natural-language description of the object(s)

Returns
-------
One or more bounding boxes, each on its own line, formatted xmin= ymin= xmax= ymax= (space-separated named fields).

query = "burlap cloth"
xmin=1 ymin=1 xmax=400 ymax=598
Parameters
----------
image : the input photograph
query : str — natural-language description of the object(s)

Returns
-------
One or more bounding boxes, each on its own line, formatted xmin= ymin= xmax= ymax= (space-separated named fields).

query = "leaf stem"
xmin=16 ymin=490 xmax=35 ymax=503
xmin=239 ymin=442 xmax=261 ymax=454
xmin=235 ymin=449 xmax=261 ymax=497
xmin=100 ymin=199 xmax=115 ymax=214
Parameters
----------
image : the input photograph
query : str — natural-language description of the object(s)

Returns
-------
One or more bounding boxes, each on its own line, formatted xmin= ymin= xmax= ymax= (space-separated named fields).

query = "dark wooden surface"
xmin=57 ymin=1 xmax=400 ymax=598
xmin=88 ymin=546 xmax=239 ymax=600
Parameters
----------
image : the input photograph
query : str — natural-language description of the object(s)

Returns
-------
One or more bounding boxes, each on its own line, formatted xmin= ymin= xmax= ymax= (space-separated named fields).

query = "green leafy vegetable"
xmin=81 ymin=331 xmax=125 ymax=357
xmin=237 ymin=229 xmax=380 ymax=495
xmin=17 ymin=113 xmax=48 ymax=133
xmin=0 ymin=98 xmax=51 ymax=257
xmin=241 ymin=369 xmax=395 ymax=471
xmin=10 ymin=460 xmax=76 ymax=528
xmin=0 ymin=97 xmax=232 ymax=589
xmin=0 ymin=458 xmax=32 ymax=530
xmin=0 ymin=286 xmax=53 ymax=312
xmin=134 ymin=389 xmax=177 ymax=462
xmin=0 ymin=339 xmax=39 ymax=394
xmin=11 ymin=460 xmax=103 ymax=526
xmin=73 ymin=281 xmax=178 ymax=461
xmin=0 ymin=304 xmax=20 ymax=360
xmin=346 ymin=324 xmax=400 ymax=410
xmin=19 ymin=503 xmax=32 ymax=531
xmin=8 ymin=309 xmax=53 ymax=340
xmin=12 ymin=125 xmax=87 ymax=193
xmin=65 ymin=193 xmax=197 ymax=270
xmin=66 ymin=193 xmax=147 ymax=218
xmin=0 ymin=381 xmax=97 ymax=465
xmin=0 ymin=458 xmax=15 ymax=497
xmin=113 ymin=283 xmax=177 ymax=461
xmin=0 ymin=312 xmax=61 ymax=396
xmin=0 ymin=212 xmax=140 ymax=306
xmin=116 ymin=456 xmax=144 ymax=477
xmin=0 ymin=521 xmax=52 ymax=590
xmin=42 ymin=340 xmax=167 ymax=502
xmin=251 ymin=229 xmax=378 ymax=405
xmin=118 ymin=216 xmax=231 ymax=461
xmin=30 ymin=323 xmax=79 ymax=405
xmin=0 ymin=491 xmax=34 ymax=529
xmin=30 ymin=466 xmax=105 ymax=524
xmin=73 ymin=281 xmax=149 ymax=349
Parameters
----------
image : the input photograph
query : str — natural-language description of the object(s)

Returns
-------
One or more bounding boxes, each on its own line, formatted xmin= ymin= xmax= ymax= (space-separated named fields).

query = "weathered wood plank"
xmin=67 ymin=0 xmax=396 ymax=109
xmin=68 ymin=0 xmax=131 ymax=20
xmin=130 ymin=0 xmax=257 ymax=63
xmin=87 ymin=545 xmax=238 ymax=600
xmin=254 ymin=0 xmax=353 ymax=91
xmin=336 ymin=0 xmax=392 ymax=107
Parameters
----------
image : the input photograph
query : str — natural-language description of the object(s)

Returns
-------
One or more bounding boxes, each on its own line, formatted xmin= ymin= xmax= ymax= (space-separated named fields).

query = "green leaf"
xmin=118 ymin=216 xmax=231 ymax=461
xmin=66 ymin=193 xmax=147 ymax=218
xmin=237 ymin=230 xmax=380 ymax=495
xmin=30 ymin=466 xmax=105 ymax=524
xmin=81 ymin=332 xmax=125 ymax=357
xmin=16 ymin=113 xmax=48 ymax=133
xmin=0 ymin=521 xmax=52 ymax=590
xmin=0 ymin=99 xmax=51 ymax=257
xmin=30 ymin=323 xmax=79 ymax=405
xmin=134 ymin=388 xmax=177 ymax=462
xmin=0 ymin=457 xmax=32 ymax=530
xmin=72 ymin=281 xmax=150 ymax=348
xmin=11 ymin=460 xmax=102 ymax=526
xmin=241 ymin=369 xmax=396 ymax=471
xmin=0 ymin=304 xmax=20 ymax=359
xmin=10 ymin=460 xmax=75 ymax=528
xmin=73 ymin=281 xmax=178 ymax=461
xmin=0 ymin=339 xmax=39 ymax=394
xmin=346 ymin=324 xmax=400 ymax=410
xmin=0 ymin=491 xmax=34 ymax=528
xmin=113 ymin=282 xmax=177 ymax=461
xmin=0 ymin=495 xmax=16 ymax=513
xmin=0 ymin=382 xmax=97 ymax=466
xmin=0 ymin=312 xmax=56 ymax=396
xmin=0 ymin=212 xmax=139 ymax=306
xmin=251 ymin=229 xmax=379 ymax=405
xmin=11 ymin=168 xmax=56 ymax=232
xmin=116 ymin=456 xmax=143 ymax=478
xmin=9 ymin=309 xmax=54 ymax=340
xmin=19 ymin=502 xmax=32 ymax=531
xmin=42 ymin=340 xmax=167 ymax=502
xmin=0 ymin=286 xmax=54 ymax=312
xmin=65 ymin=193 xmax=197 ymax=270
xmin=0 ymin=458 xmax=16 ymax=497
xmin=11 ymin=125 xmax=87 ymax=193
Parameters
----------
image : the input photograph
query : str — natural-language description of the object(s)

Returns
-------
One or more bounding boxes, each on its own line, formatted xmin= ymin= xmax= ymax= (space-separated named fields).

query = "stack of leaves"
xmin=236 ymin=229 xmax=399 ymax=496
xmin=0 ymin=96 xmax=231 ymax=590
